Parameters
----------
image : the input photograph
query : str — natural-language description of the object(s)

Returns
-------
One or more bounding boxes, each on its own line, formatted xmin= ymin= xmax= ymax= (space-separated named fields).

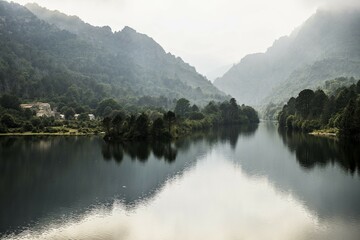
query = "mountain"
xmin=214 ymin=8 xmax=360 ymax=106
xmin=0 ymin=1 xmax=227 ymax=108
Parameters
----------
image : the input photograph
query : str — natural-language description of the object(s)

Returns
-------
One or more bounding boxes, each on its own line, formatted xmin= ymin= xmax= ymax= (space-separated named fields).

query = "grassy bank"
xmin=0 ymin=127 xmax=103 ymax=136
xmin=309 ymin=128 xmax=338 ymax=138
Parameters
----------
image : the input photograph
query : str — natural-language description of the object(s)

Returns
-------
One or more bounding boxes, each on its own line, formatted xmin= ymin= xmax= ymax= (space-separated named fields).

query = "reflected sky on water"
xmin=0 ymin=123 xmax=359 ymax=240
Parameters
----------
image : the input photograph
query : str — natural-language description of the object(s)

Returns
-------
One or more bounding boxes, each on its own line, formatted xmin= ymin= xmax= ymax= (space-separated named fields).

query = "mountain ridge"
xmin=0 ymin=1 xmax=227 ymax=108
xmin=25 ymin=3 xmax=223 ymax=100
xmin=214 ymin=8 xmax=360 ymax=106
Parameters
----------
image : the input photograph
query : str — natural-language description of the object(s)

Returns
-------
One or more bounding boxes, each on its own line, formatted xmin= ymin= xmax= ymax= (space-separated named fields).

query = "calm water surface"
xmin=1 ymin=123 xmax=360 ymax=240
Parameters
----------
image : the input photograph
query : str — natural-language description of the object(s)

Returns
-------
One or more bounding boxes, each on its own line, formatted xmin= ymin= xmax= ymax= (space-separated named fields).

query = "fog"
xmin=8 ymin=0 xmax=360 ymax=79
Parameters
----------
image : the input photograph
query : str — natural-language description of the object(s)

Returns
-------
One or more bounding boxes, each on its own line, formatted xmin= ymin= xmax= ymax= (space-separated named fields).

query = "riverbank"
xmin=0 ymin=132 xmax=99 ymax=136
xmin=0 ymin=128 xmax=104 ymax=137
xmin=308 ymin=128 xmax=338 ymax=138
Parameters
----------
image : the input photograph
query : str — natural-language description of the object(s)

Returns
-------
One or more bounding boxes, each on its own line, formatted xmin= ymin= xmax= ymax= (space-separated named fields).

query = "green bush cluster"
xmin=278 ymin=79 xmax=360 ymax=138
xmin=0 ymin=94 xmax=101 ymax=134
xmin=103 ymin=97 xmax=259 ymax=141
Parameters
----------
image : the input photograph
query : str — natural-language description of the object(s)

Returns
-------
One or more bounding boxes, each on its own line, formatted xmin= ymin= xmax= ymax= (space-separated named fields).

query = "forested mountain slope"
xmin=0 ymin=1 xmax=227 ymax=108
xmin=214 ymin=8 xmax=360 ymax=106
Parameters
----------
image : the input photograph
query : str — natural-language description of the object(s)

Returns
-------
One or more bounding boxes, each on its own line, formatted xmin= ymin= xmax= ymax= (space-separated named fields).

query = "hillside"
xmin=214 ymin=8 xmax=360 ymax=106
xmin=0 ymin=1 xmax=227 ymax=108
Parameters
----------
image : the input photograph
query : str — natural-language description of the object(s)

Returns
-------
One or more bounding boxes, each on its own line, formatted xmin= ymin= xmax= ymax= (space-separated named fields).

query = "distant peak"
xmin=25 ymin=2 xmax=40 ymax=8
xmin=122 ymin=26 xmax=137 ymax=33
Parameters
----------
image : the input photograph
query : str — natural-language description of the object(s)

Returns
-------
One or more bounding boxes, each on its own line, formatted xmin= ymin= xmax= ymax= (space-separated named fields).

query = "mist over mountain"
xmin=214 ymin=7 xmax=360 ymax=106
xmin=0 ymin=1 xmax=227 ymax=107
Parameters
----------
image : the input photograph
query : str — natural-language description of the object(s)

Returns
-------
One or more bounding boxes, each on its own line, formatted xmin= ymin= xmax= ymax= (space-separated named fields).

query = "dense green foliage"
xmin=278 ymin=80 xmax=360 ymax=139
xmin=103 ymin=98 xmax=259 ymax=141
xmin=263 ymin=77 xmax=359 ymax=120
xmin=0 ymin=94 xmax=101 ymax=134
xmin=0 ymin=1 xmax=227 ymax=111
xmin=0 ymin=1 xmax=259 ymax=138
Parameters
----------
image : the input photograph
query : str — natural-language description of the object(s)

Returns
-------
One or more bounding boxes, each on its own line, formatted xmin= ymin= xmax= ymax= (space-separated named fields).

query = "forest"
xmin=0 ymin=93 xmax=259 ymax=139
xmin=0 ymin=1 xmax=227 ymax=109
xmin=278 ymin=79 xmax=360 ymax=139
xmin=103 ymin=97 xmax=259 ymax=141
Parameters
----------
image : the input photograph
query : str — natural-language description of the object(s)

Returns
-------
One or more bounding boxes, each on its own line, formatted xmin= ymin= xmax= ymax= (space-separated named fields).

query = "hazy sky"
xmin=9 ymin=0 xmax=359 ymax=79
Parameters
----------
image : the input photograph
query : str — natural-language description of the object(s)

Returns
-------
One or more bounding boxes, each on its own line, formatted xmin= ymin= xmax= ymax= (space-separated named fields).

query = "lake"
xmin=1 ymin=122 xmax=360 ymax=240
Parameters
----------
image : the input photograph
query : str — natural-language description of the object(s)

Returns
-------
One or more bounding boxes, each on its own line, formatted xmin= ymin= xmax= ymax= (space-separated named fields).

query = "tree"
xmin=191 ymin=104 xmax=199 ymax=112
xmin=230 ymin=98 xmax=237 ymax=107
xmin=1 ymin=114 xmax=17 ymax=128
xmin=164 ymin=111 xmax=176 ymax=133
xmin=31 ymin=117 xmax=41 ymax=127
xmin=96 ymin=99 xmax=121 ymax=117
xmin=229 ymin=98 xmax=240 ymax=121
xmin=219 ymin=99 xmax=241 ymax=124
xmin=321 ymin=96 xmax=336 ymax=125
xmin=0 ymin=94 xmax=20 ymax=110
xmin=295 ymin=89 xmax=314 ymax=118
xmin=174 ymin=98 xmax=190 ymax=117
xmin=23 ymin=108 xmax=34 ymax=120
xmin=189 ymin=112 xmax=205 ymax=120
xmin=112 ymin=113 xmax=123 ymax=134
xmin=135 ymin=113 xmax=149 ymax=139
xmin=102 ymin=116 xmax=112 ymax=134
xmin=340 ymin=99 xmax=356 ymax=136
xmin=103 ymin=106 xmax=113 ymax=117
xmin=75 ymin=106 xmax=86 ymax=114
xmin=22 ymin=122 xmax=34 ymax=132
xmin=151 ymin=118 xmax=165 ymax=137
xmin=65 ymin=108 xmax=75 ymax=120
xmin=309 ymin=90 xmax=328 ymax=118
xmin=335 ymin=88 xmax=351 ymax=112
xmin=242 ymin=106 xmax=259 ymax=123
xmin=203 ymin=101 xmax=218 ymax=114
xmin=78 ymin=113 xmax=90 ymax=122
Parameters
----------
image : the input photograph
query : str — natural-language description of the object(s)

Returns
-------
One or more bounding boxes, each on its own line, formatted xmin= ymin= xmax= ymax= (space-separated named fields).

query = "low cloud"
xmin=302 ymin=0 xmax=360 ymax=10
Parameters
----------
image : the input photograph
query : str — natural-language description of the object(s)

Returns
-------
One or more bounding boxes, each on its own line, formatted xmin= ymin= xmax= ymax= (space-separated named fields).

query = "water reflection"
xmin=0 ymin=125 xmax=257 ymax=237
xmin=278 ymin=129 xmax=360 ymax=175
xmin=102 ymin=141 xmax=177 ymax=163
xmin=1 ymin=123 xmax=360 ymax=240
xmin=237 ymin=123 xmax=360 ymax=223
xmin=100 ymin=124 xmax=258 ymax=164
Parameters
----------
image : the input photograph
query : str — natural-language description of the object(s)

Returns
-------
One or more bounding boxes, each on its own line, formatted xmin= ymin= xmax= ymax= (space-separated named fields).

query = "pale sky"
xmin=8 ymin=0 xmax=359 ymax=79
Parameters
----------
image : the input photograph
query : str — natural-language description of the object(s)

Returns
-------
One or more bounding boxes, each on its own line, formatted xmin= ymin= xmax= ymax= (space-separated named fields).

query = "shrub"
xmin=189 ymin=112 xmax=205 ymax=120
xmin=286 ymin=115 xmax=295 ymax=129
xmin=1 ymin=114 xmax=18 ymax=128
xmin=22 ymin=122 xmax=34 ymax=132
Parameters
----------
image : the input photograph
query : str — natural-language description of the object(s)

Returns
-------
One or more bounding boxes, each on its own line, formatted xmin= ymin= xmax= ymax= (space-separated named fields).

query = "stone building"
xmin=20 ymin=102 xmax=55 ymax=118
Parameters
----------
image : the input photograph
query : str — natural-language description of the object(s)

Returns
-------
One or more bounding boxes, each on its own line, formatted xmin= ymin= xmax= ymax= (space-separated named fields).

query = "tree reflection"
xmin=278 ymin=128 xmax=360 ymax=175
xmin=102 ymin=141 xmax=177 ymax=163
xmin=102 ymin=124 xmax=259 ymax=164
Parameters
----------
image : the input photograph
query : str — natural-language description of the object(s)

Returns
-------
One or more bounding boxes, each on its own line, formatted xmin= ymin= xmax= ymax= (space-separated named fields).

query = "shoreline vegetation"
xmin=0 ymin=130 xmax=103 ymax=136
xmin=103 ymin=98 xmax=259 ymax=142
xmin=278 ymin=79 xmax=360 ymax=140
xmin=0 ymin=95 xmax=259 ymax=140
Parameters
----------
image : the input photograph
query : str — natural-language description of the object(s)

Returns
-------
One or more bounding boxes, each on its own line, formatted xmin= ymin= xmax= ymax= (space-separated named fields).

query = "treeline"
xmin=278 ymin=79 xmax=360 ymax=139
xmin=264 ymin=77 xmax=359 ymax=121
xmin=0 ymin=94 xmax=100 ymax=134
xmin=103 ymin=98 xmax=259 ymax=141
xmin=0 ymin=94 xmax=173 ymax=134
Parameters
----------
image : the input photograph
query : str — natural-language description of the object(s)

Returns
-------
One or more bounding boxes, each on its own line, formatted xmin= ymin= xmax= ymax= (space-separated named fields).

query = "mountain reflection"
xmin=0 ymin=125 xmax=257 ymax=236
xmin=278 ymin=129 xmax=360 ymax=175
